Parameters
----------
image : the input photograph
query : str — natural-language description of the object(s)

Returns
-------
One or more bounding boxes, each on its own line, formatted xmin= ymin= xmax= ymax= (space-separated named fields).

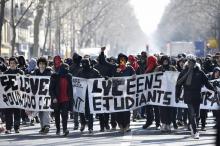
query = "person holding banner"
xmin=176 ymin=57 xmax=188 ymax=128
xmin=4 ymin=57 xmax=24 ymax=134
xmin=0 ymin=57 xmax=7 ymax=124
xmin=17 ymin=56 xmax=30 ymax=126
xmin=49 ymin=57 xmax=73 ymax=136
xmin=115 ymin=53 xmax=135 ymax=133
xmin=69 ymin=53 xmax=82 ymax=131
xmin=77 ymin=58 xmax=102 ymax=134
xmin=25 ymin=58 xmax=40 ymax=126
xmin=176 ymin=54 xmax=216 ymax=139
xmin=155 ymin=55 xmax=177 ymax=133
xmin=32 ymin=57 xmax=52 ymax=134
xmin=143 ymin=55 xmax=161 ymax=130
xmin=94 ymin=47 xmax=116 ymax=132
xmin=128 ymin=55 xmax=142 ymax=122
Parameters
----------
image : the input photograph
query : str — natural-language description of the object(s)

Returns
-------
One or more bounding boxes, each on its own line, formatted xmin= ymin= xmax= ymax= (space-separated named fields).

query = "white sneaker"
xmin=166 ymin=125 xmax=171 ymax=133
xmin=194 ymin=132 xmax=199 ymax=139
xmin=161 ymin=124 xmax=166 ymax=132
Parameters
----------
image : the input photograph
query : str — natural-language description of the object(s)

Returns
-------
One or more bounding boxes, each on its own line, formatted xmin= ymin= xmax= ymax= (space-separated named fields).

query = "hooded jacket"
xmin=128 ymin=55 xmax=141 ymax=75
xmin=69 ymin=53 xmax=82 ymax=77
xmin=25 ymin=58 xmax=37 ymax=74
xmin=176 ymin=63 xmax=215 ymax=105
xmin=49 ymin=64 xmax=73 ymax=110
xmin=145 ymin=55 xmax=158 ymax=73
xmin=17 ymin=56 xmax=27 ymax=72
xmin=77 ymin=59 xmax=102 ymax=79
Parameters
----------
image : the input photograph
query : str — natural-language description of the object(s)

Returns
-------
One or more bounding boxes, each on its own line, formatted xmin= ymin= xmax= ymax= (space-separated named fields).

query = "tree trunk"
xmin=0 ymin=0 xmax=6 ymax=56
xmin=43 ymin=1 xmax=52 ymax=51
xmin=55 ymin=1 xmax=61 ymax=55
xmin=10 ymin=0 xmax=15 ymax=56
xmin=32 ymin=0 xmax=46 ymax=57
xmin=11 ymin=25 xmax=16 ymax=56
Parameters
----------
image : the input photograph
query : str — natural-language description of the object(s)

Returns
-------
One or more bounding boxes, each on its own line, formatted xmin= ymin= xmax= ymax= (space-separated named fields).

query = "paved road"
xmin=0 ymin=115 xmax=217 ymax=146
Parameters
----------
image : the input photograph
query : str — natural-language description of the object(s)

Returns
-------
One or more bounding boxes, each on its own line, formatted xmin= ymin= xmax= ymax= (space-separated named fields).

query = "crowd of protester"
xmin=0 ymin=47 xmax=219 ymax=144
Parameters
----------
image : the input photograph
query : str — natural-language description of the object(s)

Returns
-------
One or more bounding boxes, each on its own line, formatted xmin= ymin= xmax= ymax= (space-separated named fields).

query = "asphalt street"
xmin=0 ymin=114 xmax=217 ymax=146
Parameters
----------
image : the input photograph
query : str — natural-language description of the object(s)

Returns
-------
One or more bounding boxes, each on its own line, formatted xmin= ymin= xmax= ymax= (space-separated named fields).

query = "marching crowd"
xmin=0 ymin=47 xmax=219 ymax=144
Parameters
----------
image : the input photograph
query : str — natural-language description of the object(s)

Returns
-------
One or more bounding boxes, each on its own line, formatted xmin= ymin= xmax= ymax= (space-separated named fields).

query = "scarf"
xmin=177 ymin=68 xmax=193 ymax=86
xmin=128 ymin=55 xmax=139 ymax=71
xmin=119 ymin=64 xmax=126 ymax=72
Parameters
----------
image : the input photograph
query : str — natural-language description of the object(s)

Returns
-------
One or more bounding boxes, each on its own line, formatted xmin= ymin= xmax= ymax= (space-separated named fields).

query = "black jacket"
xmin=155 ymin=65 xmax=177 ymax=72
xmin=176 ymin=65 xmax=215 ymax=105
xmin=95 ymin=52 xmax=116 ymax=78
xmin=4 ymin=68 xmax=24 ymax=75
xmin=114 ymin=65 xmax=135 ymax=77
xmin=32 ymin=68 xmax=52 ymax=76
xmin=49 ymin=73 xmax=73 ymax=111
xmin=0 ymin=64 xmax=7 ymax=73
xmin=70 ymin=53 xmax=82 ymax=77
xmin=77 ymin=67 xmax=102 ymax=79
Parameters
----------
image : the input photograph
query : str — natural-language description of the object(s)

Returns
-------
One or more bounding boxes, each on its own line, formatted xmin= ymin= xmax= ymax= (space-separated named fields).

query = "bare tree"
xmin=10 ymin=0 xmax=33 ymax=56
xmin=32 ymin=0 xmax=46 ymax=57
xmin=0 ymin=0 xmax=9 ymax=56
xmin=157 ymin=0 xmax=220 ymax=50
xmin=42 ymin=0 xmax=52 ymax=51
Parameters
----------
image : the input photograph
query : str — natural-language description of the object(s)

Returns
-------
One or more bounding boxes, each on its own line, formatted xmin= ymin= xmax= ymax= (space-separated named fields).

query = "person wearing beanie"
xmin=176 ymin=54 xmax=216 ymax=139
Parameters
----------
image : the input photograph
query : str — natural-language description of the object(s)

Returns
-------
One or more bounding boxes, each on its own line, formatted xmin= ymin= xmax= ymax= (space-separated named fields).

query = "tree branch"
xmin=80 ymin=2 xmax=110 ymax=33
xmin=15 ymin=0 xmax=34 ymax=27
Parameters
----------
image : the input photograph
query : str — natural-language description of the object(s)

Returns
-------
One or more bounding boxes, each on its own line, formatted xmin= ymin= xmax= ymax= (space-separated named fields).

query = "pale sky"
xmin=130 ymin=0 xmax=170 ymax=35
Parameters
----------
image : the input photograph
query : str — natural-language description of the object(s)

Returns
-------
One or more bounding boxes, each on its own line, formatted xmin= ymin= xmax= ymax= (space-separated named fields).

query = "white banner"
xmin=0 ymin=74 xmax=52 ymax=111
xmin=87 ymin=71 xmax=220 ymax=114
xmin=0 ymin=72 xmax=219 ymax=113
xmin=72 ymin=77 xmax=87 ymax=113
